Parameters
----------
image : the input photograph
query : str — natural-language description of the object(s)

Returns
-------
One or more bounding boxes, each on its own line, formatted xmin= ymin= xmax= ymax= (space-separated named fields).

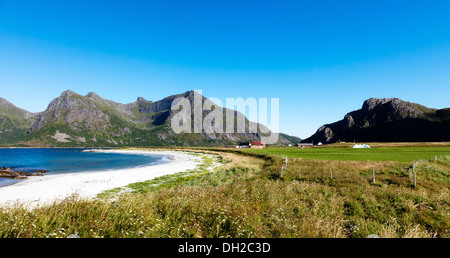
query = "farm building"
xmin=297 ymin=143 xmax=313 ymax=148
xmin=251 ymin=141 xmax=265 ymax=149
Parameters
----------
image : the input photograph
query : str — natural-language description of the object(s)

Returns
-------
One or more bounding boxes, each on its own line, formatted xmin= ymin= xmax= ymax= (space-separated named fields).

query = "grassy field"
xmin=243 ymin=144 xmax=450 ymax=162
xmin=0 ymin=147 xmax=448 ymax=238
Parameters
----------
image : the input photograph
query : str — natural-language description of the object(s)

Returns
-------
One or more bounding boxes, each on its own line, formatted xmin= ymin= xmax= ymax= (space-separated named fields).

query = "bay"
xmin=0 ymin=148 xmax=167 ymax=187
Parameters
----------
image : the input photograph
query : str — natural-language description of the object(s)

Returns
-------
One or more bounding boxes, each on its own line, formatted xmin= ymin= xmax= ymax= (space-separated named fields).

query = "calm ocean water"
xmin=0 ymin=148 xmax=168 ymax=187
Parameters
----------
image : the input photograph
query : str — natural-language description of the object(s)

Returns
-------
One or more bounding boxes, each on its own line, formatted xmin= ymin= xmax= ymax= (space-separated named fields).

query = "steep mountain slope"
xmin=26 ymin=90 xmax=142 ymax=146
xmin=0 ymin=97 xmax=36 ymax=129
xmin=0 ymin=90 xmax=294 ymax=147
xmin=0 ymin=98 xmax=37 ymax=144
xmin=302 ymin=98 xmax=450 ymax=144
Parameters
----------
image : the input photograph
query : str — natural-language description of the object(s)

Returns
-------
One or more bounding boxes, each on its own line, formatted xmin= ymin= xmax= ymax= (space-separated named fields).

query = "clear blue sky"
xmin=1 ymin=0 xmax=449 ymax=138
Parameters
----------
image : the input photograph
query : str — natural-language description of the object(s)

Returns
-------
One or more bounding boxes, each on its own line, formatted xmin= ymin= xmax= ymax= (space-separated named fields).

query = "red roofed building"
xmin=251 ymin=141 xmax=265 ymax=149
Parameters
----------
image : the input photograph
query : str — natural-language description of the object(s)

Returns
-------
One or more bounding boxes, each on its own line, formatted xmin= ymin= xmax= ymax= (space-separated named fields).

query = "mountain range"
xmin=0 ymin=90 xmax=297 ymax=147
xmin=302 ymin=97 xmax=450 ymax=144
xmin=2 ymin=92 xmax=448 ymax=147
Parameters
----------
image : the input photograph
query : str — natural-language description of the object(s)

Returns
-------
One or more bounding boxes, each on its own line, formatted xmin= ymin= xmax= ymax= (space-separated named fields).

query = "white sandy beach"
xmin=0 ymin=149 xmax=201 ymax=208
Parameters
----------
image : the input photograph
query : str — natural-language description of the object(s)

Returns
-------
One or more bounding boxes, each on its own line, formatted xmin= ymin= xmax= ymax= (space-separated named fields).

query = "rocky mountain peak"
xmin=86 ymin=92 xmax=101 ymax=99
xmin=0 ymin=97 xmax=11 ymax=107
xmin=183 ymin=90 xmax=201 ymax=99
xmin=361 ymin=97 xmax=431 ymax=120
xmin=302 ymin=97 xmax=449 ymax=144
xmin=362 ymin=98 xmax=398 ymax=111
xmin=60 ymin=90 xmax=78 ymax=98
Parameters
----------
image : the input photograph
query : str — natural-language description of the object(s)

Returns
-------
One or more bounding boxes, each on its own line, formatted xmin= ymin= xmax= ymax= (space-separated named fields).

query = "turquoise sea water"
xmin=0 ymin=148 xmax=168 ymax=187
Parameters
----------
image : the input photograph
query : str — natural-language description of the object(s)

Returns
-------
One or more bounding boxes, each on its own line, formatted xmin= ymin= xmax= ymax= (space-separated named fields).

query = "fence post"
xmin=413 ymin=169 xmax=417 ymax=188
xmin=330 ymin=168 xmax=333 ymax=180
xmin=280 ymin=166 xmax=284 ymax=178
xmin=408 ymin=168 xmax=411 ymax=180
xmin=372 ymin=169 xmax=375 ymax=184
xmin=298 ymin=168 xmax=301 ymax=178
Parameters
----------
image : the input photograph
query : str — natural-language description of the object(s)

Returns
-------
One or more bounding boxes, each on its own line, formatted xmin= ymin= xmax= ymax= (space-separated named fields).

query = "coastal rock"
xmin=302 ymin=98 xmax=450 ymax=143
xmin=0 ymin=167 xmax=48 ymax=179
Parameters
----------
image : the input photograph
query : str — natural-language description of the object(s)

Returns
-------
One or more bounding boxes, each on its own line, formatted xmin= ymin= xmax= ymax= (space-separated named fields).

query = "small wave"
xmin=134 ymin=155 xmax=173 ymax=168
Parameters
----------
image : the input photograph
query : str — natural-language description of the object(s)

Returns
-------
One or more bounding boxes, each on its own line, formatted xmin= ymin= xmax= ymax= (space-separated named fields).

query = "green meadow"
xmin=244 ymin=146 xmax=450 ymax=162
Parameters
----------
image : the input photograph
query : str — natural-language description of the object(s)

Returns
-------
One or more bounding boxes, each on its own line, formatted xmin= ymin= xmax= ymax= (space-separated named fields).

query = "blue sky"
xmin=1 ymin=0 xmax=449 ymax=138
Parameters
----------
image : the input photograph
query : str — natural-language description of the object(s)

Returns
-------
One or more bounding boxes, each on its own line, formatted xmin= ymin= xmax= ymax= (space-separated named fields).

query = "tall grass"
xmin=0 ymin=149 xmax=448 ymax=238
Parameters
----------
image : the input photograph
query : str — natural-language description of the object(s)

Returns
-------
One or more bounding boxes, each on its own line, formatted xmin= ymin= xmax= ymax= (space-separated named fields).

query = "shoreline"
xmin=0 ymin=149 xmax=201 ymax=208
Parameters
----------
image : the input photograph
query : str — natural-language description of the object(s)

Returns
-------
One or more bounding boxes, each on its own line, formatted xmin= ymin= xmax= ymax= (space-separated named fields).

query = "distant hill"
xmin=0 ymin=90 xmax=296 ymax=147
xmin=279 ymin=133 xmax=302 ymax=145
xmin=0 ymin=97 xmax=38 ymax=145
xmin=302 ymin=98 xmax=450 ymax=144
